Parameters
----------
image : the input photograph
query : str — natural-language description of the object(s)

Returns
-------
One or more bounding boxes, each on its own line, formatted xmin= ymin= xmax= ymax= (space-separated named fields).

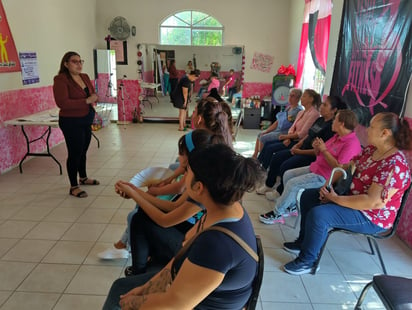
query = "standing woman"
xmin=53 ymin=51 xmax=100 ymax=198
xmin=168 ymin=59 xmax=178 ymax=99
xmin=171 ymin=69 xmax=200 ymax=131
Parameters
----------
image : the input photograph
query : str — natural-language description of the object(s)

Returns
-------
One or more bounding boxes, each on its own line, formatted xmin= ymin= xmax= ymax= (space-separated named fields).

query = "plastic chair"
xmin=354 ymin=275 xmax=412 ymax=309
xmin=311 ymin=184 xmax=411 ymax=275
xmin=244 ymin=235 xmax=264 ymax=310
xmin=233 ymin=109 xmax=243 ymax=140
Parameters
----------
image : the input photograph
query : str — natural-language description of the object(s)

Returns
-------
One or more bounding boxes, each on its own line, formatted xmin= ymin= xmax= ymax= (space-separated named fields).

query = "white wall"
xmin=95 ymin=0 xmax=292 ymax=84
xmin=288 ymin=0 xmax=305 ymax=69
xmin=0 ymin=0 xmax=98 ymax=92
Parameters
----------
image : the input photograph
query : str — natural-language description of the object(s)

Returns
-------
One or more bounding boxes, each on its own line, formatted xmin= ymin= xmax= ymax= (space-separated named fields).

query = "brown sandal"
xmin=69 ymin=186 xmax=88 ymax=198
xmin=79 ymin=178 xmax=100 ymax=185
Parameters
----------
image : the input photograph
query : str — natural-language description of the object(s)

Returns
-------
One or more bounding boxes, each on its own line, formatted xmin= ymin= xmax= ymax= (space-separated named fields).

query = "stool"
xmin=355 ymin=275 xmax=412 ymax=309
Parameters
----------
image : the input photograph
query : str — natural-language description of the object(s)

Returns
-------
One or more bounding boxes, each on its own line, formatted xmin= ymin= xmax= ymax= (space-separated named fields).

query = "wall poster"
xmin=0 ymin=0 xmax=21 ymax=72
xmin=330 ymin=0 xmax=412 ymax=125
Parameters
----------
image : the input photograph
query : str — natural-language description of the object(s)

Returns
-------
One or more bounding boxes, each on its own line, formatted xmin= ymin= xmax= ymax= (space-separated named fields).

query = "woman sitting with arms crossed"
xmin=259 ymin=109 xmax=362 ymax=224
xmin=257 ymin=96 xmax=347 ymax=198
xmin=103 ymin=143 xmax=265 ymax=309
xmin=115 ymin=130 xmax=225 ymax=276
xmin=258 ymin=89 xmax=321 ymax=169
xmin=252 ymin=88 xmax=303 ymax=158
xmin=283 ymin=112 xmax=411 ymax=275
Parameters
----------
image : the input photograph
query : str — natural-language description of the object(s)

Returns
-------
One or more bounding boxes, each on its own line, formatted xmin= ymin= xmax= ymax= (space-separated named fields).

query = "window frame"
xmin=159 ymin=10 xmax=224 ymax=46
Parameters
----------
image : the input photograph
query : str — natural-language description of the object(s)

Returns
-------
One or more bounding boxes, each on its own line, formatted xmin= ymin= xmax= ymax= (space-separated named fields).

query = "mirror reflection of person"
xmin=53 ymin=51 xmax=100 ymax=198
xmin=168 ymin=60 xmax=178 ymax=100
xmin=171 ymin=70 xmax=200 ymax=131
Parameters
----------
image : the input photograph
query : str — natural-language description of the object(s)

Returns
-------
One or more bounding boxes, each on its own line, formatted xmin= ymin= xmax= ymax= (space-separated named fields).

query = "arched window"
xmin=160 ymin=11 xmax=223 ymax=46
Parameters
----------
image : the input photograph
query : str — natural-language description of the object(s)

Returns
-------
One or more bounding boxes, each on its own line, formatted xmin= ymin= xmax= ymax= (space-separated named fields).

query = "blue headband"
xmin=185 ymin=131 xmax=195 ymax=153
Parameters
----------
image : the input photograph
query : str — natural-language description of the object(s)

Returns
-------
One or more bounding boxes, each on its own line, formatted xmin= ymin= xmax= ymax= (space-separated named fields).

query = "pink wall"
xmin=243 ymin=82 xmax=272 ymax=98
xmin=116 ymin=79 xmax=141 ymax=122
xmin=0 ymin=86 xmax=64 ymax=174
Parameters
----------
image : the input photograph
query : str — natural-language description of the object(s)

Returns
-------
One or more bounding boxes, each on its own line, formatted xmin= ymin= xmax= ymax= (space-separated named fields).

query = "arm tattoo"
xmin=141 ymin=268 xmax=172 ymax=295
xmin=130 ymin=295 xmax=148 ymax=309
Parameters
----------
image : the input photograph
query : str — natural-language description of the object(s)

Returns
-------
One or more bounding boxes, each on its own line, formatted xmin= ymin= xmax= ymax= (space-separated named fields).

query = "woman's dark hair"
xmin=196 ymin=98 xmax=233 ymax=146
xmin=58 ymin=51 xmax=79 ymax=75
xmin=378 ymin=112 xmax=412 ymax=150
xmin=336 ymin=109 xmax=358 ymax=131
xmin=304 ymin=89 xmax=321 ymax=108
xmin=188 ymin=144 xmax=265 ymax=205
xmin=207 ymin=88 xmax=223 ymax=102
xmin=189 ymin=69 xmax=200 ymax=77
xmin=178 ymin=129 xmax=225 ymax=156
xmin=327 ymin=95 xmax=348 ymax=111
xmin=210 ymin=72 xmax=219 ymax=78
xmin=219 ymin=101 xmax=234 ymax=135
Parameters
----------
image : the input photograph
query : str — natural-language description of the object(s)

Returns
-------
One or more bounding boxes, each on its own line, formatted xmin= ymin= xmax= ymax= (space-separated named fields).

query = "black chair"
xmin=244 ymin=235 xmax=264 ymax=310
xmin=354 ymin=275 xmax=412 ymax=309
xmin=311 ymin=184 xmax=411 ymax=275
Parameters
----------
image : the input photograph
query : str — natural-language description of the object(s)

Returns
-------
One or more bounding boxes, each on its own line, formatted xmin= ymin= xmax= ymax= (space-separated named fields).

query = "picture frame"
xmin=107 ymin=39 xmax=128 ymax=65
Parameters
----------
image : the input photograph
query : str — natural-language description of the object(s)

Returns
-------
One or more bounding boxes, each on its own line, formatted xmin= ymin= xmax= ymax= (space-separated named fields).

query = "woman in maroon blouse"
xmin=53 ymin=51 xmax=100 ymax=198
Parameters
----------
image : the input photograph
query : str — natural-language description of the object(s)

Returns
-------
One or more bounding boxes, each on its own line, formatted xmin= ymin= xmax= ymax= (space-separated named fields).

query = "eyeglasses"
xmin=69 ymin=60 xmax=84 ymax=65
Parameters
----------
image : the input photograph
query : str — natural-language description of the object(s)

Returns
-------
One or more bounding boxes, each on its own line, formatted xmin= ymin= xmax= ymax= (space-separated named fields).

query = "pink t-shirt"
xmin=208 ymin=78 xmax=220 ymax=92
xmin=310 ymin=132 xmax=361 ymax=179
xmin=226 ymin=76 xmax=235 ymax=88
xmin=350 ymin=145 xmax=411 ymax=229
xmin=288 ymin=106 xmax=320 ymax=139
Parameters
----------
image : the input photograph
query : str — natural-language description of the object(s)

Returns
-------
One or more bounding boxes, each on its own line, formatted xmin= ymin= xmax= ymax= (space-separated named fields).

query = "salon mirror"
xmin=138 ymin=44 xmax=244 ymax=120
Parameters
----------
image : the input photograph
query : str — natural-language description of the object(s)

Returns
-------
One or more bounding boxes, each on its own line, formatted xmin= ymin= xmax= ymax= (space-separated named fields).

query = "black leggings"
xmin=129 ymin=210 xmax=193 ymax=273
xmin=59 ymin=113 xmax=93 ymax=187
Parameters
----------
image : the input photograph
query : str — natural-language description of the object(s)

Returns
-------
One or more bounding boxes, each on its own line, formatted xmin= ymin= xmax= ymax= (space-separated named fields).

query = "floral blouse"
xmin=350 ymin=145 xmax=411 ymax=229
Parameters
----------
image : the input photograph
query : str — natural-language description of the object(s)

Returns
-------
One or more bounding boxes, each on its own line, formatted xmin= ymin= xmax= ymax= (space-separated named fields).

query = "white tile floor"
xmin=1 ymin=122 xmax=412 ymax=309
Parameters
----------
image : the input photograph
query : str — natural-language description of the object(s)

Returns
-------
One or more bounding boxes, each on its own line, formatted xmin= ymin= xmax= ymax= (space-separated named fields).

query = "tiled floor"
xmin=1 ymin=122 xmax=412 ymax=309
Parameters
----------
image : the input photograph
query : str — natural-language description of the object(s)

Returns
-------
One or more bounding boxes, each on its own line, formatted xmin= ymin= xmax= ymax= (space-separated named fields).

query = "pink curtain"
xmin=295 ymin=0 xmax=332 ymax=88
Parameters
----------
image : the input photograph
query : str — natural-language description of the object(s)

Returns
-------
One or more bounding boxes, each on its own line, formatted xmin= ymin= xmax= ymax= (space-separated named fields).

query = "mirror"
xmin=94 ymin=49 xmax=117 ymax=100
xmin=138 ymin=44 xmax=244 ymax=120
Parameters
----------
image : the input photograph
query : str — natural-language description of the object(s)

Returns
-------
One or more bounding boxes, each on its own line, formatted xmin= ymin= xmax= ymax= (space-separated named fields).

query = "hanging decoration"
xmin=0 ymin=0 xmax=21 ymax=73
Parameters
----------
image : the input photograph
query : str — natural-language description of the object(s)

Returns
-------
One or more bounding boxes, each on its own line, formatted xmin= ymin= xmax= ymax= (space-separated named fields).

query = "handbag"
xmin=329 ymin=164 xmax=356 ymax=195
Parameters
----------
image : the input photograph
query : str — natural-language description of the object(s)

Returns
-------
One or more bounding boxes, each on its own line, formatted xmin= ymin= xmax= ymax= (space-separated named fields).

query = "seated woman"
xmin=252 ymin=88 xmax=303 ymax=158
xmin=259 ymin=109 xmax=362 ymax=224
xmin=156 ymin=97 xmax=233 ymax=183
xmin=258 ymin=96 xmax=347 ymax=198
xmin=257 ymin=89 xmax=321 ymax=169
xmin=283 ymin=112 xmax=411 ymax=275
xmin=103 ymin=143 xmax=265 ymax=310
xmin=115 ymin=130 xmax=225 ymax=276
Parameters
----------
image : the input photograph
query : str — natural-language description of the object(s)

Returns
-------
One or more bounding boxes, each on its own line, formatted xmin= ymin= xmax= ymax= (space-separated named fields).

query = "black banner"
xmin=331 ymin=0 xmax=412 ymax=125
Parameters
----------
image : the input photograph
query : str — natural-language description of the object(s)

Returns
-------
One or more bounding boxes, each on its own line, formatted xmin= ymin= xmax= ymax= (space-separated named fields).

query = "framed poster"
xmin=107 ymin=39 xmax=128 ymax=65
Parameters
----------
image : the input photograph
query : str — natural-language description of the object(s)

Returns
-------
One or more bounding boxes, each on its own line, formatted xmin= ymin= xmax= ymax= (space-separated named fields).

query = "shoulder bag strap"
xmin=172 ymin=225 xmax=258 ymax=278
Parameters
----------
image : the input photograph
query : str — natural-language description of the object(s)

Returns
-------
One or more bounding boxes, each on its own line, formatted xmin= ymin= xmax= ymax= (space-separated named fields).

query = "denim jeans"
xmin=258 ymin=140 xmax=296 ymax=169
xmin=297 ymin=188 xmax=386 ymax=264
xmin=102 ymin=271 xmax=157 ymax=310
xmin=273 ymin=166 xmax=325 ymax=214
xmin=275 ymin=154 xmax=316 ymax=193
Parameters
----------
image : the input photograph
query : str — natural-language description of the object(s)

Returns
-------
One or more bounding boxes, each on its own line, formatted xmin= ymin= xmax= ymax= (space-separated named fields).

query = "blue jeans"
xmin=273 ymin=166 xmax=326 ymax=215
xmin=258 ymin=140 xmax=296 ymax=169
xmin=276 ymin=154 xmax=316 ymax=193
xmin=102 ymin=271 xmax=157 ymax=310
xmin=297 ymin=188 xmax=386 ymax=264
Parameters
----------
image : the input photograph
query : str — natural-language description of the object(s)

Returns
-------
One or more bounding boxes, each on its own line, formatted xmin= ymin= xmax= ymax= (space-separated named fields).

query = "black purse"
xmin=328 ymin=164 xmax=356 ymax=195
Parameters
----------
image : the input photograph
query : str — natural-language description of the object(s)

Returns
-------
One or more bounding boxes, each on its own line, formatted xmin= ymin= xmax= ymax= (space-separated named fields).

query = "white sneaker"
xmin=97 ymin=248 xmax=129 ymax=260
xmin=265 ymin=190 xmax=280 ymax=201
xmin=256 ymin=185 xmax=273 ymax=195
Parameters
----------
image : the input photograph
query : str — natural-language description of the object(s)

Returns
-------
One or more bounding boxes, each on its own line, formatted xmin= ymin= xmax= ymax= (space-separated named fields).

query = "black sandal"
xmin=69 ymin=186 xmax=88 ymax=198
xmin=79 ymin=178 xmax=100 ymax=185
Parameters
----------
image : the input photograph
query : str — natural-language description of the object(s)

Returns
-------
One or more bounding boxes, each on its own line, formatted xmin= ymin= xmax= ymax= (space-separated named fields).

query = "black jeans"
xmin=59 ymin=110 xmax=93 ymax=187
xmin=129 ymin=210 xmax=193 ymax=273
